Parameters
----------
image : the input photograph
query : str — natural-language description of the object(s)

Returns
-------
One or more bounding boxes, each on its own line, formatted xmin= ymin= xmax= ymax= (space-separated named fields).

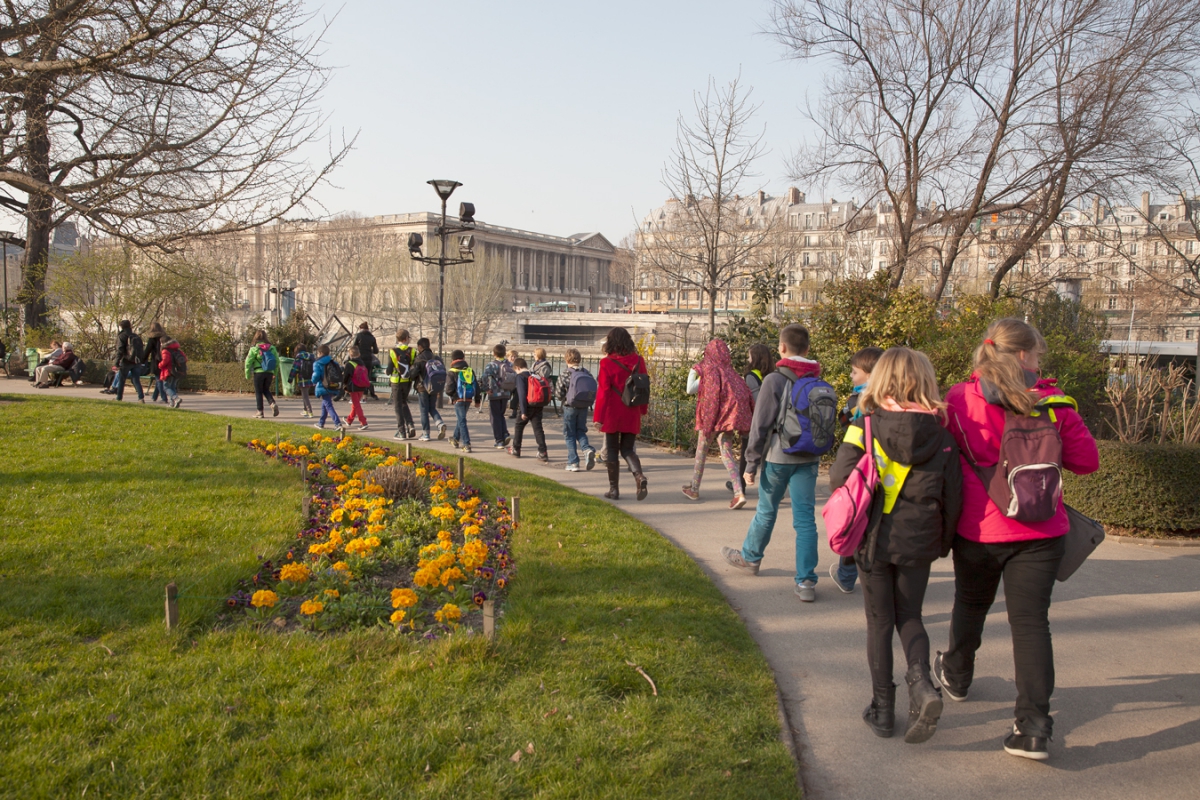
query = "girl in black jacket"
xmin=829 ymin=347 xmax=963 ymax=744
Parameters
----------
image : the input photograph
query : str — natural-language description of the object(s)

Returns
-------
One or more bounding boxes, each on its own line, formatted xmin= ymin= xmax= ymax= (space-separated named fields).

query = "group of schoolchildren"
xmin=98 ymin=320 xmax=188 ymax=407
xmin=703 ymin=318 xmax=1098 ymax=761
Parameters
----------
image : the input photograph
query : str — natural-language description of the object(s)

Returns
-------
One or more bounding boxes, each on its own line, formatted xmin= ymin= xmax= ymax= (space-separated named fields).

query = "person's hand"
xmin=743 ymin=472 xmax=756 ymax=487
xmin=521 ymin=414 xmax=528 ymax=421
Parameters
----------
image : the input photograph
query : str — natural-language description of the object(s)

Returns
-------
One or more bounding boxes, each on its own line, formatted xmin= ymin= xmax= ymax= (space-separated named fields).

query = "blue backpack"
xmin=455 ymin=367 xmax=476 ymax=401
xmin=259 ymin=346 xmax=277 ymax=373
xmin=775 ymin=367 xmax=839 ymax=455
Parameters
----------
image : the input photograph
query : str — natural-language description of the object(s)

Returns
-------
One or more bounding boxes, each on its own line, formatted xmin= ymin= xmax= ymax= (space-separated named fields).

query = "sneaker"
xmin=503 ymin=435 xmax=512 ymax=448
xmin=565 ymin=463 xmax=581 ymax=472
xmin=508 ymin=447 xmax=521 ymax=458
xmin=272 ymin=403 xmax=279 ymax=417
xmin=537 ymin=452 xmax=549 ymax=463
xmin=720 ymin=546 xmax=761 ymax=575
xmin=407 ymin=428 xmax=418 ymax=439
xmin=449 ymin=437 xmax=460 ymax=449
xmin=463 ymin=445 xmax=472 ymax=454
xmin=1003 ymin=724 xmax=1050 ymax=761
xmin=418 ymin=435 xmax=431 ymax=442
xmin=359 ymin=424 xmax=370 ymax=431
xmin=437 ymin=423 xmax=447 ymax=440
xmin=494 ymin=442 xmax=506 ymax=449
xmin=730 ymin=494 xmax=747 ymax=510
xmin=172 ymin=397 xmax=183 ymax=409
xmin=139 ymin=398 xmax=146 ymax=404
xmin=393 ymin=430 xmax=405 ymax=440
xmin=584 ymin=449 xmax=596 ymax=471
xmin=253 ymin=412 xmax=264 ymax=419
xmin=795 ymin=580 xmax=816 ymax=602
xmin=681 ymin=485 xmax=700 ymax=501
xmin=932 ymin=652 xmax=967 ymax=702
xmin=829 ymin=563 xmax=855 ymax=594
xmin=313 ymin=423 xmax=325 ymax=429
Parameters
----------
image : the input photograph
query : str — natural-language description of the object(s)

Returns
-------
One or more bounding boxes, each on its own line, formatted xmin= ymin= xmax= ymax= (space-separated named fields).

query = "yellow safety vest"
xmin=389 ymin=345 xmax=413 ymax=384
xmin=843 ymin=424 xmax=912 ymax=515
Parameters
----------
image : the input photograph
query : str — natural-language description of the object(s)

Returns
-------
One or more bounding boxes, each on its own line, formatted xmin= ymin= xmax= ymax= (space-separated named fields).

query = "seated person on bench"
xmin=34 ymin=343 xmax=82 ymax=387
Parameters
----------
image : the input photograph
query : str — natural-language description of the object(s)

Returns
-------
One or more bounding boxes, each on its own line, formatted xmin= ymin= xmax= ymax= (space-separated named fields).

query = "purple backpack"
xmin=822 ymin=415 xmax=879 ymax=557
xmin=969 ymin=397 xmax=1074 ymax=522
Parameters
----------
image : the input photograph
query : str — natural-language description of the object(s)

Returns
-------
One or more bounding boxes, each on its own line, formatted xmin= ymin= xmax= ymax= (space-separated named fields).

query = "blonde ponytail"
xmin=974 ymin=318 xmax=1043 ymax=414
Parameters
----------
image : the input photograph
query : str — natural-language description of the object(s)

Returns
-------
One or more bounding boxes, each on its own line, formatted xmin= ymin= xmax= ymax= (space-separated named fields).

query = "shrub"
xmin=180 ymin=362 xmax=256 ymax=393
xmin=1063 ymin=440 xmax=1200 ymax=531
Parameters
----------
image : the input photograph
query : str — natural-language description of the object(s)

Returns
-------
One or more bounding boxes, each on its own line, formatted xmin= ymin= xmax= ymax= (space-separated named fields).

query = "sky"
xmin=299 ymin=0 xmax=825 ymax=244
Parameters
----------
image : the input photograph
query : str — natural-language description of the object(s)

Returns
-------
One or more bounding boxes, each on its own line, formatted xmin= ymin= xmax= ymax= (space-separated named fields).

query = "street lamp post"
xmin=0 ymin=231 xmax=12 ymax=340
xmin=408 ymin=180 xmax=477 ymax=357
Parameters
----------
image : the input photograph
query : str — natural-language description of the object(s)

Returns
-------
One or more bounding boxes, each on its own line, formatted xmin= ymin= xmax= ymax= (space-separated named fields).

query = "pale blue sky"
xmin=305 ymin=0 xmax=823 ymax=243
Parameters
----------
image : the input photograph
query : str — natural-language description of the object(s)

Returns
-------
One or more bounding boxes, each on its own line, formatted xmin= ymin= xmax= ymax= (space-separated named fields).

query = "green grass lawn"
xmin=0 ymin=395 xmax=799 ymax=799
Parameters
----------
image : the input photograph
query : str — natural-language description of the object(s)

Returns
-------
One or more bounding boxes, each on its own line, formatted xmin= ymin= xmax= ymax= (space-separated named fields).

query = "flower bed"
xmin=226 ymin=434 xmax=515 ymax=636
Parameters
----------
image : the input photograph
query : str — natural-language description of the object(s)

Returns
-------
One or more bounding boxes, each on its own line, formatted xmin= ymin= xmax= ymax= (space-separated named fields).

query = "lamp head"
xmin=407 ymin=232 xmax=424 ymax=258
xmin=459 ymin=234 xmax=475 ymax=257
xmin=427 ymin=179 xmax=462 ymax=201
xmin=458 ymin=202 xmax=476 ymax=225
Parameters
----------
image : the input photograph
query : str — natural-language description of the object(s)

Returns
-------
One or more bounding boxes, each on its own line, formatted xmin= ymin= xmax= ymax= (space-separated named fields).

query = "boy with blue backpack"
xmin=445 ymin=350 xmax=475 ymax=453
xmin=412 ymin=337 xmax=448 ymax=441
xmin=720 ymin=324 xmax=838 ymax=603
xmin=556 ymin=347 xmax=598 ymax=472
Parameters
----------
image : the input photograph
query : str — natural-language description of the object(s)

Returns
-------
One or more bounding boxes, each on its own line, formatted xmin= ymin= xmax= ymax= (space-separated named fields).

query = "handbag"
xmin=1056 ymin=504 xmax=1106 ymax=582
xmin=822 ymin=415 xmax=879 ymax=557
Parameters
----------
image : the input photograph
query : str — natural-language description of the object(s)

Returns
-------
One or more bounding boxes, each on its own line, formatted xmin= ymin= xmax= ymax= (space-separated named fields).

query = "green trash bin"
xmin=278 ymin=357 xmax=295 ymax=396
xmin=25 ymin=347 xmax=39 ymax=378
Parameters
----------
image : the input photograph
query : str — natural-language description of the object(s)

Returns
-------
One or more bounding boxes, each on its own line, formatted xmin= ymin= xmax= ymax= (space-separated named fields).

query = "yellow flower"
xmin=297 ymin=445 xmax=310 ymax=456
xmin=433 ymin=603 xmax=462 ymax=625
xmin=279 ymin=563 xmax=311 ymax=583
xmin=437 ymin=530 xmax=453 ymax=543
xmin=439 ymin=567 xmax=466 ymax=590
xmin=331 ymin=561 xmax=351 ymax=576
xmin=446 ymin=479 xmax=461 ymax=490
xmin=324 ymin=589 xmax=340 ymax=598
xmin=308 ymin=541 xmax=337 ymax=556
xmin=299 ymin=599 xmax=325 ymax=615
xmin=391 ymin=588 xmax=418 ymax=608
xmin=389 ymin=609 xmax=407 ymax=626
xmin=413 ymin=565 xmax=440 ymax=589
xmin=368 ymin=509 xmax=385 ymax=523
xmin=330 ymin=508 xmax=346 ymax=523
xmin=344 ymin=536 xmax=382 ymax=557
xmin=250 ymin=589 xmax=278 ymax=608
xmin=311 ymin=433 xmax=323 ymax=442
xmin=463 ymin=524 xmax=482 ymax=538
xmin=415 ymin=468 xmax=428 ymax=477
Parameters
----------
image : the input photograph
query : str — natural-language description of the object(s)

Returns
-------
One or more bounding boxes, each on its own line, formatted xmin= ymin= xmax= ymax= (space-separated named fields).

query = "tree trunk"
xmin=20 ymin=89 xmax=52 ymax=330
xmin=707 ymin=286 xmax=717 ymax=336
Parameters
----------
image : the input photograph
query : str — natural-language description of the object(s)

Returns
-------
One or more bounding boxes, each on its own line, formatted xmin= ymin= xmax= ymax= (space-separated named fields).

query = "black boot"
xmin=624 ymin=451 xmax=648 ymax=501
xmin=604 ymin=461 xmax=620 ymax=500
xmin=904 ymin=662 xmax=943 ymax=744
xmin=863 ymin=683 xmax=895 ymax=738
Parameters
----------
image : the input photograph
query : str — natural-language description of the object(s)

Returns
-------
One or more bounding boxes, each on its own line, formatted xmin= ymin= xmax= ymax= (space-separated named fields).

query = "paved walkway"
xmin=8 ymin=380 xmax=1200 ymax=800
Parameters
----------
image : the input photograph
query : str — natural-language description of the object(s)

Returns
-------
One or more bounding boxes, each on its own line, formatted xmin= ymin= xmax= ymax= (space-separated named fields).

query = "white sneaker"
xmin=418 ymin=435 xmax=431 ymax=442
xmin=565 ymin=463 xmax=580 ymax=472
xmin=437 ymin=423 xmax=447 ymax=440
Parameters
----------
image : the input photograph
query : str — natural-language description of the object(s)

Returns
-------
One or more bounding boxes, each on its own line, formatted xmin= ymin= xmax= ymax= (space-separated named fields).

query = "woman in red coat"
xmin=593 ymin=326 xmax=649 ymax=501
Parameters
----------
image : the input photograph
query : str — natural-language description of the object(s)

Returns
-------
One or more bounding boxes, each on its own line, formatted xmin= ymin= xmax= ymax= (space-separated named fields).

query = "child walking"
xmin=730 ymin=343 xmax=776 ymax=492
xmin=829 ymin=347 xmax=962 ymax=744
xmin=720 ymin=324 xmax=829 ymax=601
xmin=683 ymin=338 xmax=753 ymax=509
xmin=289 ymin=346 xmax=316 ymax=418
xmin=446 ymin=350 xmax=475 ymax=453
xmin=312 ymin=344 xmax=345 ymax=431
xmin=510 ymin=357 xmax=550 ymax=462
xmin=830 ymin=345 xmax=884 ymax=594
xmin=344 ymin=345 xmax=371 ymax=430
xmin=556 ymin=348 xmax=598 ymax=472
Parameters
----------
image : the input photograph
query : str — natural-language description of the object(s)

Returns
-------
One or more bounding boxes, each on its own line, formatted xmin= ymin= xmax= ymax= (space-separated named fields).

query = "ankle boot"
xmin=862 ymin=683 xmax=895 ymax=738
xmin=904 ymin=662 xmax=943 ymax=744
xmin=604 ymin=461 xmax=620 ymax=500
xmin=623 ymin=452 xmax=649 ymax=501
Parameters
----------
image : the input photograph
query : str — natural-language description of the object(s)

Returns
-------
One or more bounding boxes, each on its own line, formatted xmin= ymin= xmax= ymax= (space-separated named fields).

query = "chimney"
xmin=1141 ymin=191 xmax=1151 ymax=219
xmin=1092 ymin=195 xmax=1101 ymax=223
xmin=787 ymin=186 xmax=801 ymax=205
xmin=758 ymin=189 xmax=766 ymax=206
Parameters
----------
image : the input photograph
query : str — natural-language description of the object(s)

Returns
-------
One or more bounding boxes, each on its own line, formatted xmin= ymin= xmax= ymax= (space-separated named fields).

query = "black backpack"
xmin=323 ymin=360 xmax=344 ymax=390
xmin=615 ymin=358 xmax=650 ymax=407
xmin=126 ymin=333 xmax=145 ymax=365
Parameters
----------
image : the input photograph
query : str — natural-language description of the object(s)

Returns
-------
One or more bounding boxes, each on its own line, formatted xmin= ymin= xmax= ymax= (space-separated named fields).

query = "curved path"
xmin=10 ymin=381 xmax=1200 ymax=799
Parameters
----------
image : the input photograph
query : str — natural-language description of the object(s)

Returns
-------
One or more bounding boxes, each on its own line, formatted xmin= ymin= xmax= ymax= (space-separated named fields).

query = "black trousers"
xmin=253 ymin=372 xmax=275 ymax=412
xmin=391 ymin=382 xmax=414 ymax=431
xmin=863 ymin=560 xmax=932 ymax=690
xmin=513 ymin=406 xmax=547 ymax=455
xmin=488 ymin=396 xmax=510 ymax=444
xmin=943 ymin=534 xmax=1066 ymax=738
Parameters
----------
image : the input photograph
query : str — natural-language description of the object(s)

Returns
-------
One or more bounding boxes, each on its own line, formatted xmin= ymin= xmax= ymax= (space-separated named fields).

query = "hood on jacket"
xmin=315 ymin=354 xmax=332 ymax=365
xmin=869 ymin=409 xmax=948 ymax=466
xmin=258 ymin=342 xmax=272 ymax=353
xmin=164 ymin=340 xmax=181 ymax=351
xmin=776 ymin=356 xmax=821 ymax=378
xmin=606 ymin=351 xmax=642 ymax=368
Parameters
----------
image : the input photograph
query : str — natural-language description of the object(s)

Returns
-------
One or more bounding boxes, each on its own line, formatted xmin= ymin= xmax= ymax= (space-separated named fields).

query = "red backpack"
xmin=526 ymin=374 xmax=551 ymax=407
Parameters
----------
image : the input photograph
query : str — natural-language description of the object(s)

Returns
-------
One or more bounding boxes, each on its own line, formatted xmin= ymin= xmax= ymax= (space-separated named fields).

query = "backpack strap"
xmin=773 ymin=366 xmax=798 ymax=434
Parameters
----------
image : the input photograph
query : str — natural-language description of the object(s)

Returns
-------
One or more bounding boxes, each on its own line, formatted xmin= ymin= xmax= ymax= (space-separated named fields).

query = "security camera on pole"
xmin=407 ymin=180 xmax=477 ymax=358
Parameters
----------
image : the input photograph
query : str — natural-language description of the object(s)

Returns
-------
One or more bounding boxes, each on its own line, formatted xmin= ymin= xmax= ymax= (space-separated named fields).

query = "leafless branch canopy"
xmin=771 ymin=0 xmax=1200 ymax=299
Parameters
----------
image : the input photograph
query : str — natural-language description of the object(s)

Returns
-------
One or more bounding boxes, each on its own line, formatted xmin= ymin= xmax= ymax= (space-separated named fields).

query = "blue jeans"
xmin=837 ymin=558 xmax=859 ymax=590
xmin=741 ymin=461 xmax=820 ymax=585
xmin=115 ymin=363 xmax=145 ymax=400
xmin=418 ymin=391 xmax=444 ymax=435
xmin=162 ymin=376 xmax=180 ymax=404
xmin=454 ymin=401 xmax=471 ymax=447
xmin=562 ymin=406 xmax=594 ymax=466
xmin=319 ymin=394 xmax=341 ymax=427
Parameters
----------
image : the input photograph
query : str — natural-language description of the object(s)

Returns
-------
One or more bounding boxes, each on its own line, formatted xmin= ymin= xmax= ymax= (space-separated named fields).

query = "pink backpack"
xmin=822 ymin=415 xmax=879 ymax=557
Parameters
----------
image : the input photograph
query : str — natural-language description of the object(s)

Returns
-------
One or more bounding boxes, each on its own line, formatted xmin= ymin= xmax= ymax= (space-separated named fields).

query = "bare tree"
xmin=771 ymin=0 xmax=1200 ymax=300
xmin=443 ymin=247 xmax=508 ymax=345
xmin=0 ymin=0 xmax=352 ymax=329
xmin=640 ymin=76 xmax=776 ymax=334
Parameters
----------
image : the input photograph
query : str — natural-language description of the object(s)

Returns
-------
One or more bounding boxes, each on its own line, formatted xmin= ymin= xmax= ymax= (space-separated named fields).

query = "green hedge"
xmin=1063 ymin=440 xmax=1200 ymax=531
xmin=80 ymin=358 xmax=258 ymax=393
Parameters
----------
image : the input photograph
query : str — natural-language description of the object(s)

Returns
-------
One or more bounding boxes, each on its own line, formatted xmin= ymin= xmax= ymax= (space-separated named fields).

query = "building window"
xmin=1187 ymin=329 xmax=1194 ymax=340
xmin=639 ymin=291 xmax=646 ymax=300
xmin=1129 ymin=243 xmax=1138 ymax=255
xmin=988 ymin=246 xmax=998 ymax=257
xmin=1077 ymin=244 xmax=1086 ymax=257
xmin=1187 ymin=241 xmax=1196 ymax=255
xmin=1108 ymin=297 xmax=1118 ymax=309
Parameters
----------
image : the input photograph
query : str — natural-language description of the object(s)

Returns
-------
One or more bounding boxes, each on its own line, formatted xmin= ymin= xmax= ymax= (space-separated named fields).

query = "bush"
xmin=180 ymin=362 xmax=257 ymax=393
xmin=1063 ymin=440 xmax=1200 ymax=531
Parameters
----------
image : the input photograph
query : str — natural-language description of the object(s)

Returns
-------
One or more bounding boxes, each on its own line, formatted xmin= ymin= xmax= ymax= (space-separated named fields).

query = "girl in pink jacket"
xmin=936 ymin=318 xmax=1098 ymax=762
